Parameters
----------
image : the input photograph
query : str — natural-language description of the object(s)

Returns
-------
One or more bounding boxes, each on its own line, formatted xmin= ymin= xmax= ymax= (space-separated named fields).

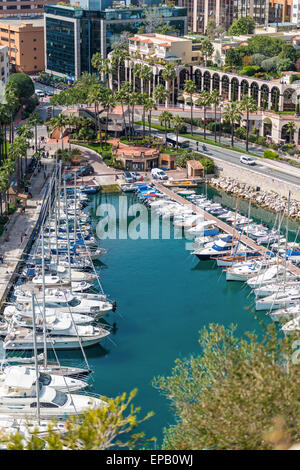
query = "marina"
xmin=1 ymin=167 xmax=300 ymax=443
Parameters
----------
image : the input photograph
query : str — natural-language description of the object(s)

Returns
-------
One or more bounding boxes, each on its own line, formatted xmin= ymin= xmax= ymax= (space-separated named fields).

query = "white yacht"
xmin=3 ymin=325 xmax=110 ymax=350
xmin=255 ymin=289 xmax=300 ymax=311
xmin=193 ymin=236 xmax=242 ymax=261
xmin=0 ymin=376 xmax=106 ymax=419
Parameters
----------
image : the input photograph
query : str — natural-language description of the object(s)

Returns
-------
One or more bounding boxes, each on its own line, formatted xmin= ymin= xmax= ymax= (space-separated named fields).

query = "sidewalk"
xmin=0 ymin=156 xmax=54 ymax=307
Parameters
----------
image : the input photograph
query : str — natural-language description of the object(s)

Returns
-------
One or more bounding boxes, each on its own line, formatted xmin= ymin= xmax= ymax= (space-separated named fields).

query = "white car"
xmin=35 ymin=90 xmax=45 ymax=97
xmin=151 ymin=168 xmax=168 ymax=180
xmin=240 ymin=155 xmax=256 ymax=166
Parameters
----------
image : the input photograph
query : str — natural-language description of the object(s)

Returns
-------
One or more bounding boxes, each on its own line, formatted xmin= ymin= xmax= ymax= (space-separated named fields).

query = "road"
xmin=137 ymin=126 xmax=300 ymax=189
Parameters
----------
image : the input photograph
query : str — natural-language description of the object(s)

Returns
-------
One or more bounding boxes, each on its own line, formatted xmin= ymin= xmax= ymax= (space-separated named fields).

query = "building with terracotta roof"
xmin=128 ymin=33 xmax=193 ymax=64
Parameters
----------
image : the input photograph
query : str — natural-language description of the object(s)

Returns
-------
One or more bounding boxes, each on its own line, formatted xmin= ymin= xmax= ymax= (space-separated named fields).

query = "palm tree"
xmin=223 ymin=102 xmax=243 ymax=148
xmin=210 ymin=89 xmax=222 ymax=143
xmin=0 ymin=106 xmax=11 ymax=162
xmin=184 ymin=80 xmax=197 ymax=135
xmin=48 ymin=114 xmax=68 ymax=150
xmin=28 ymin=112 xmax=43 ymax=152
xmin=158 ymin=110 xmax=173 ymax=144
xmin=286 ymin=121 xmax=296 ymax=144
xmin=144 ymin=98 xmax=157 ymax=142
xmin=133 ymin=63 xmax=142 ymax=92
xmin=195 ymin=91 xmax=212 ymax=141
xmin=116 ymin=84 xmax=131 ymax=141
xmin=162 ymin=64 xmax=176 ymax=106
xmin=91 ymin=53 xmax=111 ymax=88
xmin=87 ymin=84 xmax=105 ymax=149
xmin=16 ymin=124 xmax=33 ymax=175
xmin=128 ymin=92 xmax=140 ymax=140
xmin=172 ymin=114 xmax=183 ymax=150
xmin=138 ymin=93 xmax=149 ymax=139
xmin=140 ymin=65 xmax=153 ymax=97
xmin=153 ymin=84 xmax=168 ymax=107
xmin=100 ymin=89 xmax=115 ymax=149
xmin=240 ymin=96 xmax=258 ymax=152
xmin=111 ymin=48 xmax=128 ymax=92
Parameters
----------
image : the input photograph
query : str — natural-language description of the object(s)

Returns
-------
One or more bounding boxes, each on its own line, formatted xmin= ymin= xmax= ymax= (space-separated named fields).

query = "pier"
xmin=154 ymin=182 xmax=300 ymax=277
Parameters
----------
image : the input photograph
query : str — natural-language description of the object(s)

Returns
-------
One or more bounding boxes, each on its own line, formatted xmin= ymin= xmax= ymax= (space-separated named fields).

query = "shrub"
xmin=240 ymin=65 xmax=260 ymax=76
xmin=249 ymin=134 xmax=257 ymax=143
xmin=207 ymin=121 xmax=222 ymax=132
xmin=7 ymin=204 xmax=16 ymax=215
xmin=252 ymin=53 xmax=266 ymax=66
xmin=235 ymin=126 xmax=246 ymax=139
xmin=256 ymin=136 xmax=267 ymax=146
xmin=264 ymin=150 xmax=279 ymax=159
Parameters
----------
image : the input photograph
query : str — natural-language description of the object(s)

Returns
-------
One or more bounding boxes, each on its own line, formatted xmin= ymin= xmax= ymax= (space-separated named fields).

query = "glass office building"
xmin=44 ymin=5 xmax=188 ymax=79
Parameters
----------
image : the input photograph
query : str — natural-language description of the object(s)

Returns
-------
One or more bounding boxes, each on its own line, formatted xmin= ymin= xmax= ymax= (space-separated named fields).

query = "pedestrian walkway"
xmin=0 ymin=157 xmax=54 ymax=308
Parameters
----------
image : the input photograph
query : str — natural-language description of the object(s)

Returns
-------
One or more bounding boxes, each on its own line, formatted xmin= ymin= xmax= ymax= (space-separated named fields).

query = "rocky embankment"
xmin=210 ymin=176 xmax=300 ymax=220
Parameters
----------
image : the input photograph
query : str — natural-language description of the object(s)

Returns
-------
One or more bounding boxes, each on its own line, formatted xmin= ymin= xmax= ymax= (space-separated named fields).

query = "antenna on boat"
xmin=31 ymin=292 xmax=40 ymax=425
xmin=63 ymin=180 xmax=72 ymax=292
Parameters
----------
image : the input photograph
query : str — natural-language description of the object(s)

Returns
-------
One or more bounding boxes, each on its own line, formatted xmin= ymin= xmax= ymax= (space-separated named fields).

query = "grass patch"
xmin=181 ymin=134 xmax=260 ymax=157
xmin=73 ymin=141 xmax=112 ymax=154
xmin=100 ymin=184 xmax=121 ymax=194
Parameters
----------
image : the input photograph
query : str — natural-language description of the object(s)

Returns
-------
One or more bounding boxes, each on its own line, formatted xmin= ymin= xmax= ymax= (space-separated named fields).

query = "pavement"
xmin=0 ymin=154 xmax=54 ymax=307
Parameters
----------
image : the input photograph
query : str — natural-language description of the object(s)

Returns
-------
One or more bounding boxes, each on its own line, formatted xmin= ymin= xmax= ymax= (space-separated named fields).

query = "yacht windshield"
xmin=39 ymin=373 xmax=51 ymax=386
xmin=52 ymin=390 xmax=68 ymax=407
xmin=68 ymin=298 xmax=81 ymax=307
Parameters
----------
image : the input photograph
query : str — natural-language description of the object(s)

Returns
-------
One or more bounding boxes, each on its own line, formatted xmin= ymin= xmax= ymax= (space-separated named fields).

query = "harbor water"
xmin=72 ymin=184 xmax=298 ymax=445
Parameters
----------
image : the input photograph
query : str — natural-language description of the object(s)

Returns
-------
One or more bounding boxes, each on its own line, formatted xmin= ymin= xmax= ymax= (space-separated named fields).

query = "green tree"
xmin=172 ymin=114 xmax=183 ymax=150
xmin=7 ymin=73 xmax=34 ymax=101
xmin=240 ymin=96 xmax=258 ymax=152
xmin=210 ymin=89 xmax=221 ymax=142
xmin=153 ymin=84 xmax=168 ymax=107
xmin=286 ymin=121 xmax=296 ymax=143
xmin=201 ymin=39 xmax=214 ymax=66
xmin=154 ymin=323 xmax=300 ymax=450
xmin=195 ymin=91 xmax=212 ymax=140
xmin=228 ymin=17 xmax=256 ymax=35
xmin=100 ymin=88 xmax=115 ymax=149
xmin=158 ymin=110 xmax=173 ymax=144
xmin=183 ymin=80 xmax=197 ymax=135
xmin=111 ymin=48 xmax=128 ymax=92
xmin=223 ymin=101 xmax=243 ymax=147
xmin=144 ymin=98 xmax=157 ymax=142
xmin=28 ymin=112 xmax=43 ymax=152
xmin=161 ymin=64 xmax=176 ymax=106
xmin=48 ymin=114 xmax=68 ymax=150
xmin=87 ymin=84 xmax=105 ymax=149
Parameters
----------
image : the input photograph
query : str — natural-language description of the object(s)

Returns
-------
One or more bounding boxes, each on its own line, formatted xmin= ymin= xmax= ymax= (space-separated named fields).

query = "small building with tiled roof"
xmin=186 ymin=160 xmax=204 ymax=178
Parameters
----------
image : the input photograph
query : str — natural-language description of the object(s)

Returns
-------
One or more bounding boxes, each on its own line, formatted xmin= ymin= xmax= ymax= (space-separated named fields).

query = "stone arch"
xmin=179 ymin=68 xmax=189 ymax=88
xmin=194 ymin=69 xmax=202 ymax=92
xmin=221 ymin=75 xmax=229 ymax=99
xmin=271 ymin=86 xmax=280 ymax=111
xmin=283 ymin=88 xmax=296 ymax=112
xmin=250 ymin=82 xmax=259 ymax=105
xmin=212 ymin=73 xmax=220 ymax=91
xmin=231 ymin=77 xmax=239 ymax=101
xmin=260 ymin=84 xmax=270 ymax=110
xmin=240 ymin=79 xmax=249 ymax=98
xmin=203 ymin=71 xmax=211 ymax=92
xmin=263 ymin=117 xmax=272 ymax=137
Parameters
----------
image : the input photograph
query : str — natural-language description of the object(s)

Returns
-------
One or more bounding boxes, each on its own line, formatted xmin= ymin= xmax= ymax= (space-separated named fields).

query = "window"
xmin=33 ymin=47 xmax=36 ymax=50
xmin=33 ymin=38 xmax=36 ymax=42
xmin=0 ymin=37 xmax=8 ymax=42
xmin=21 ymin=5 xmax=30 ymax=8
xmin=34 ymin=56 xmax=37 ymax=59
xmin=0 ymin=29 xmax=8 ymax=33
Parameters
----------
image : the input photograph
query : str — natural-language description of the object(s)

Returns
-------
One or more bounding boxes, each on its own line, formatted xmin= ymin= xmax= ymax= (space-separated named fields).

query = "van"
xmin=151 ymin=168 xmax=168 ymax=180
xmin=240 ymin=155 xmax=256 ymax=166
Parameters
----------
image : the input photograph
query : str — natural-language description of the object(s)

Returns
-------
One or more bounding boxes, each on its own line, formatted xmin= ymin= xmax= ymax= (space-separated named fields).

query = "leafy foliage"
xmin=153 ymin=324 xmax=300 ymax=450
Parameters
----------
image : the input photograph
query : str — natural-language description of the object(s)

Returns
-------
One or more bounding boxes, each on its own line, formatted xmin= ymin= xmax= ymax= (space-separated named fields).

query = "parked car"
xmin=35 ymin=90 xmax=45 ymax=97
xmin=151 ymin=168 xmax=168 ymax=180
xmin=131 ymin=172 xmax=142 ymax=181
xmin=240 ymin=155 xmax=256 ymax=166
xmin=76 ymin=165 xmax=94 ymax=177
xmin=123 ymin=171 xmax=134 ymax=183
xmin=62 ymin=172 xmax=75 ymax=182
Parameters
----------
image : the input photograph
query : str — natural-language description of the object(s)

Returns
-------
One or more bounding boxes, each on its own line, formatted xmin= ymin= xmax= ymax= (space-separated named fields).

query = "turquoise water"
xmin=57 ymin=185 xmax=300 ymax=445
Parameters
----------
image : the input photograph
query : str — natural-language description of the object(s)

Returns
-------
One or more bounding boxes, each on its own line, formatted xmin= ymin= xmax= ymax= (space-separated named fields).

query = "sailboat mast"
xmin=31 ymin=292 xmax=40 ymax=425
xmin=74 ymin=172 xmax=77 ymax=243
xmin=63 ymin=180 xmax=72 ymax=289
xmin=41 ymin=231 xmax=47 ymax=368
xmin=284 ymin=191 xmax=291 ymax=287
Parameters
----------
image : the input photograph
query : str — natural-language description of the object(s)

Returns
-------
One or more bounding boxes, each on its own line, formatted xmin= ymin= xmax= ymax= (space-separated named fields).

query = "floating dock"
xmin=154 ymin=182 xmax=300 ymax=277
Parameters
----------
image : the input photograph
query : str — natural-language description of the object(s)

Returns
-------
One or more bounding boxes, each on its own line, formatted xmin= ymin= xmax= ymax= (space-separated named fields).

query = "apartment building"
xmin=175 ymin=0 xmax=235 ymax=33
xmin=0 ymin=0 xmax=69 ymax=19
xmin=0 ymin=18 xmax=44 ymax=73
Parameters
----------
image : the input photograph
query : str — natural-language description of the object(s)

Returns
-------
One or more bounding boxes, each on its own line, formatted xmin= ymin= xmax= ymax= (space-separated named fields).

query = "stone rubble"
xmin=210 ymin=176 xmax=300 ymax=220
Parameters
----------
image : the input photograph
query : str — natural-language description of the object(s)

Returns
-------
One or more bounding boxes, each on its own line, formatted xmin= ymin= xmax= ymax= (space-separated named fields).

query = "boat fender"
xmin=112 ymin=301 xmax=117 ymax=312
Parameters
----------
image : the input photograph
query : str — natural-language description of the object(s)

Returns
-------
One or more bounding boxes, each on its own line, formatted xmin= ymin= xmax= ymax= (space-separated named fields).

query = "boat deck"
xmin=153 ymin=182 xmax=300 ymax=277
